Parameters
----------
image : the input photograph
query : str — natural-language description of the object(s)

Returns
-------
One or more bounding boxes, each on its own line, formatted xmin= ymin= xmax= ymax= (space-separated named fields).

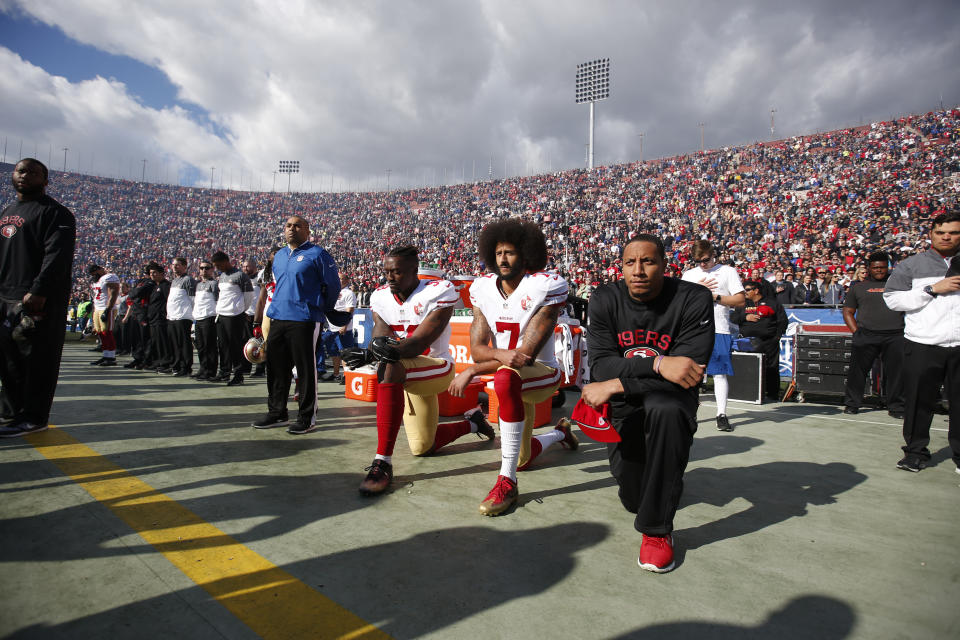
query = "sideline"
xmin=24 ymin=426 xmax=392 ymax=640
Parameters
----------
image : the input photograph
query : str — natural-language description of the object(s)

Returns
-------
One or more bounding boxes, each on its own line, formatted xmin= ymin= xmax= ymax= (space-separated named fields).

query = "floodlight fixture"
xmin=575 ymin=58 xmax=610 ymax=169
xmin=278 ymin=160 xmax=300 ymax=192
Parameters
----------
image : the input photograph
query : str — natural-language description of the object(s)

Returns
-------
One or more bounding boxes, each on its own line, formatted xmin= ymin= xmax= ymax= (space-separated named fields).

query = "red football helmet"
xmin=243 ymin=336 xmax=267 ymax=364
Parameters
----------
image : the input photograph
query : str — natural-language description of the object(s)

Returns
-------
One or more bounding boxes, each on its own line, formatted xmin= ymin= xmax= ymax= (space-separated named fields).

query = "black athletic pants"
xmin=607 ymin=389 xmax=699 ymax=536
xmin=0 ymin=298 xmax=68 ymax=426
xmin=265 ymin=319 xmax=321 ymax=426
xmin=194 ymin=317 xmax=218 ymax=377
xmin=844 ymin=329 xmax=904 ymax=412
xmin=901 ymin=339 xmax=960 ymax=466
xmin=148 ymin=319 xmax=172 ymax=368
xmin=167 ymin=319 xmax=194 ymax=373
xmin=131 ymin=319 xmax=149 ymax=363
xmin=216 ymin=314 xmax=249 ymax=377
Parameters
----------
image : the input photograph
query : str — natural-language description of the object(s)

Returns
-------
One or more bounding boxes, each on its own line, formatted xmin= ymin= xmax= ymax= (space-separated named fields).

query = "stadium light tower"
xmin=575 ymin=58 xmax=610 ymax=170
xmin=278 ymin=160 xmax=300 ymax=193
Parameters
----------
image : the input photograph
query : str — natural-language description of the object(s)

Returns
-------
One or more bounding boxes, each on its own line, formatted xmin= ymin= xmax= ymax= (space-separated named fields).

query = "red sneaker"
xmin=638 ymin=534 xmax=675 ymax=573
xmin=478 ymin=475 xmax=518 ymax=516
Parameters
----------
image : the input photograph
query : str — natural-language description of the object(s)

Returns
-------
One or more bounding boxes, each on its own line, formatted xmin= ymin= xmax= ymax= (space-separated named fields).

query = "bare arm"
xmin=517 ymin=304 xmax=562 ymax=361
xmin=842 ymin=307 xmax=858 ymax=333
xmin=105 ymin=282 xmax=120 ymax=309
xmin=469 ymin=308 xmax=531 ymax=368
xmin=396 ymin=306 xmax=453 ymax=359
xmin=252 ymin=286 xmax=267 ymax=324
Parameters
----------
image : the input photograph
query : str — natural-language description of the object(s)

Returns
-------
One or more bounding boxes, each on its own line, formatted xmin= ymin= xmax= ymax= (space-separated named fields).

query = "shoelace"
xmin=364 ymin=462 xmax=388 ymax=477
xmin=645 ymin=536 xmax=670 ymax=550
xmin=487 ymin=477 xmax=515 ymax=501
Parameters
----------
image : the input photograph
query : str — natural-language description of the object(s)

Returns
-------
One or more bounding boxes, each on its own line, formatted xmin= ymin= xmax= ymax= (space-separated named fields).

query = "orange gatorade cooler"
xmin=437 ymin=379 xmax=485 ymax=417
xmin=449 ymin=275 xmax=475 ymax=308
xmin=344 ymin=367 xmax=378 ymax=402
xmin=417 ymin=267 xmax=444 ymax=281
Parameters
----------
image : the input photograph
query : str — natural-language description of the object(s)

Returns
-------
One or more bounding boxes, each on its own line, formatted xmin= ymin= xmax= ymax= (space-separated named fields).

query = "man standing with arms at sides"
xmin=242 ymin=258 xmax=260 ymax=376
xmin=343 ymin=246 xmax=495 ymax=496
xmin=884 ymin=211 xmax=960 ymax=474
xmin=254 ymin=217 xmax=341 ymax=434
xmin=581 ymin=234 xmax=713 ymax=572
xmin=192 ymin=259 xmax=219 ymax=381
xmin=842 ymin=252 xmax=904 ymax=417
xmin=212 ymin=250 xmax=254 ymax=386
xmin=466 ymin=219 xmax=579 ymax=517
xmin=124 ymin=265 xmax=153 ymax=369
xmin=681 ymin=240 xmax=745 ymax=431
xmin=166 ymin=257 xmax=196 ymax=377
xmin=321 ymin=273 xmax=357 ymax=385
xmin=145 ymin=263 xmax=172 ymax=373
xmin=87 ymin=263 xmax=120 ymax=366
xmin=0 ymin=159 xmax=75 ymax=437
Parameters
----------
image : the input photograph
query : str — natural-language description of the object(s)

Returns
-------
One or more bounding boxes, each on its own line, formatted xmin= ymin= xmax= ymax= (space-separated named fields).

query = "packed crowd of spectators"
xmin=3 ymin=107 xmax=957 ymax=309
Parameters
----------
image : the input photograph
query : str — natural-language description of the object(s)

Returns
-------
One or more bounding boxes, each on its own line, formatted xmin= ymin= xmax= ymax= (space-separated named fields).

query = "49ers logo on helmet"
xmin=1 ymin=225 xmax=16 ymax=238
xmin=624 ymin=347 xmax=658 ymax=359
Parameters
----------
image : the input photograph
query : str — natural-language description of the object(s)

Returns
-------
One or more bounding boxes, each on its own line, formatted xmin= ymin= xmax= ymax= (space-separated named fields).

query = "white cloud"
xmin=1 ymin=1 xmax=958 ymax=187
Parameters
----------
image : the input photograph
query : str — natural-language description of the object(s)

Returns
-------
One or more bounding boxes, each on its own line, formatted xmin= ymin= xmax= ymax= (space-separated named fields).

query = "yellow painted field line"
xmin=26 ymin=427 xmax=391 ymax=640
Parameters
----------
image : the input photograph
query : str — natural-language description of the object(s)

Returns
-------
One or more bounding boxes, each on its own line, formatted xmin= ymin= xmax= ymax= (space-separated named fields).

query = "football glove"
xmin=369 ymin=336 xmax=401 ymax=363
xmin=341 ymin=347 xmax=375 ymax=369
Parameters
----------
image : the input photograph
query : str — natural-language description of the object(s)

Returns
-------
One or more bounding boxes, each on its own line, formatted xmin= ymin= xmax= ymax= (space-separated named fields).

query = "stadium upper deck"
xmin=1 ymin=107 xmax=957 ymax=304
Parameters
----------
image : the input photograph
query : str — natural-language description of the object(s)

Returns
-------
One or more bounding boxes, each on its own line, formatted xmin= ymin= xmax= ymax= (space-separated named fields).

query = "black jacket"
xmin=0 ymin=194 xmax=76 ymax=301
xmin=146 ymin=280 xmax=170 ymax=323
xmin=587 ymin=278 xmax=714 ymax=413
xmin=731 ymin=295 xmax=788 ymax=342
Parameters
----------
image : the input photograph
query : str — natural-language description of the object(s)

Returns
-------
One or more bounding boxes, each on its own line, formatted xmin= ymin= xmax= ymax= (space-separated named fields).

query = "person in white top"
xmin=342 ymin=245 xmax=496 ymax=497
xmin=166 ymin=257 xmax=196 ymax=376
xmin=320 ymin=273 xmax=357 ymax=383
xmin=452 ymin=219 xmax=579 ymax=517
xmin=681 ymin=241 xmax=745 ymax=432
xmin=87 ymin=263 xmax=120 ymax=366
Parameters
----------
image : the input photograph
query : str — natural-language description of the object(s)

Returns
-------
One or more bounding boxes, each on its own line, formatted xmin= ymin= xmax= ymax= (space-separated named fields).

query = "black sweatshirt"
xmin=0 ymin=194 xmax=76 ymax=301
xmin=147 ymin=280 xmax=171 ymax=323
xmin=730 ymin=294 xmax=788 ymax=341
xmin=587 ymin=278 xmax=715 ymax=410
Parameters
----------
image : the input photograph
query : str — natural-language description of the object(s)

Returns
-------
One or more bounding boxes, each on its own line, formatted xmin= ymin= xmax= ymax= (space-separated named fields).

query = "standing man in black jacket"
xmin=581 ymin=234 xmax=713 ymax=573
xmin=124 ymin=266 xmax=153 ymax=369
xmin=0 ymin=159 xmax=76 ymax=437
xmin=731 ymin=281 xmax=789 ymax=401
xmin=145 ymin=263 xmax=173 ymax=373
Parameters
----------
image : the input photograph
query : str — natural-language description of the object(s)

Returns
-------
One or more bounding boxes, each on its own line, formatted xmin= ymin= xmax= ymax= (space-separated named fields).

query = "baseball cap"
xmin=570 ymin=399 xmax=620 ymax=442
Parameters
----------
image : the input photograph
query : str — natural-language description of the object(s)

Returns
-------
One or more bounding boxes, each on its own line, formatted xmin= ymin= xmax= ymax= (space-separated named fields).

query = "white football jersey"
xmin=370 ymin=279 xmax=459 ymax=362
xmin=92 ymin=273 xmax=121 ymax=310
xmin=469 ymin=271 xmax=568 ymax=368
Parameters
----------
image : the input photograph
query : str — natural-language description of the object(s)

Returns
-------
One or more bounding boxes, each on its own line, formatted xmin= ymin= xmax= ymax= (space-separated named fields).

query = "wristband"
xmin=653 ymin=355 xmax=664 ymax=375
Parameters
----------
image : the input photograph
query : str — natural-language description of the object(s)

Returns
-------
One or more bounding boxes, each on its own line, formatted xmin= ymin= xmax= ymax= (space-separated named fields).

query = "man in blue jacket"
xmin=253 ymin=216 xmax=343 ymax=435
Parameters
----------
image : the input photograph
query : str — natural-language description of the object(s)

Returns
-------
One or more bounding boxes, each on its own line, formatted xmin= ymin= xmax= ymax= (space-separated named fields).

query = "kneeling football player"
xmin=343 ymin=246 xmax=496 ymax=496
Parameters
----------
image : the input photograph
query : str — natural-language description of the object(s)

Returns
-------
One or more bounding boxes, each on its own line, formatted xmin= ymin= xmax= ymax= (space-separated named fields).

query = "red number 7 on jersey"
xmin=495 ymin=321 xmax=521 ymax=349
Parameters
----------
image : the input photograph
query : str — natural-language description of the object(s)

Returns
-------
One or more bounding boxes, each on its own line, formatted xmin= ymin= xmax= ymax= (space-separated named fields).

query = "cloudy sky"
xmin=0 ymin=0 xmax=958 ymax=191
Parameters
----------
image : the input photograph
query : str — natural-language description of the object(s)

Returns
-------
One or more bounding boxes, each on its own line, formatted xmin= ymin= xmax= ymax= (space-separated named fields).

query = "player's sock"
xmin=374 ymin=453 xmax=392 ymax=464
xmin=375 ymin=382 xmax=405 ymax=457
xmin=431 ymin=420 xmax=471 ymax=452
xmin=100 ymin=331 xmax=117 ymax=358
xmin=714 ymin=374 xmax=729 ymax=415
xmin=494 ymin=369 xmax=524 ymax=481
